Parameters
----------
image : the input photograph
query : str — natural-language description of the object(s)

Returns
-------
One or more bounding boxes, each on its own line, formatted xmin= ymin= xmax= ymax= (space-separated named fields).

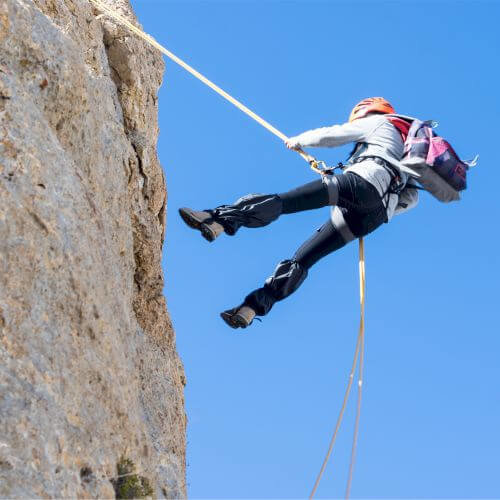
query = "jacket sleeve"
xmin=394 ymin=183 xmax=419 ymax=216
xmin=288 ymin=120 xmax=372 ymax=148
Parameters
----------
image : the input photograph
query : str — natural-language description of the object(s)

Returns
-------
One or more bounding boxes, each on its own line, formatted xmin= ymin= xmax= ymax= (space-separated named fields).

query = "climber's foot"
xmin=220 ymin=305 xmax=256 ymax=329
xmin=179 ymin=207 xmax=225 ymax=242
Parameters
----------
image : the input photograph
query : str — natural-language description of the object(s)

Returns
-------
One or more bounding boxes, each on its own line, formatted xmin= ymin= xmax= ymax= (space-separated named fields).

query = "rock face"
xmin=0 ymin=0 xmax=186 ymax=497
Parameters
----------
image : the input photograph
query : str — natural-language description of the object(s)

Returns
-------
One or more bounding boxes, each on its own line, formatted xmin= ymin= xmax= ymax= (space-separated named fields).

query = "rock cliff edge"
xmin=0 ymin=0 xmax=186 ymax=497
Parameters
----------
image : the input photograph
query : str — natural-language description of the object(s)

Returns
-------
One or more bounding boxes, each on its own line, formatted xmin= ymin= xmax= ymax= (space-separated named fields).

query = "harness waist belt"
xmin=351 ymin=155 xmax=400 ymax=179
xmin=351 ymin=155 xmax=407 ymax=199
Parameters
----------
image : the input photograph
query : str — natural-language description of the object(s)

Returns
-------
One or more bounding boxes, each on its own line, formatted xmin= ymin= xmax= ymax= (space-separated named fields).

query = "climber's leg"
xmin=220 ymin=217 xmax=349 ymax=328
xmin=179 ymin=177 xmax=339 ymax=240
xmin=280 ymin=175 xmax=338 ymax=213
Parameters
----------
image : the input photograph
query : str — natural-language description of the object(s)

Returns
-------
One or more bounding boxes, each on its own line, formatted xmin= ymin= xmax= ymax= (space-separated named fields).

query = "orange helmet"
xmin=348 ymin=97 xmax=395 ymax=122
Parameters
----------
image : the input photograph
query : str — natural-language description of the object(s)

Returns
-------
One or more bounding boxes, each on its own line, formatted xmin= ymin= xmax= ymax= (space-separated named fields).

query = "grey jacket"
xmin=289 ymin=115 xmax=419 ymax=219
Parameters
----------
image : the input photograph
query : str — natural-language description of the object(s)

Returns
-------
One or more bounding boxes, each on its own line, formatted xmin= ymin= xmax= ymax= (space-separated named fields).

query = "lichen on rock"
xmin=112 ymin=457 xmax=154 ymax=499
xmin=0 ymin=0 xmax=185 ymax=498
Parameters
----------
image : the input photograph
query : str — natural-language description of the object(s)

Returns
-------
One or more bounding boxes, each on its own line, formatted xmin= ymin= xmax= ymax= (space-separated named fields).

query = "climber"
xmin=179 ymin=97 xmax=420 ymax=329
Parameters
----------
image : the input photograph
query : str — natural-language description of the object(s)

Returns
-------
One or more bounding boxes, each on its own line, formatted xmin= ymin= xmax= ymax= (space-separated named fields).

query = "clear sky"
xmin=131 ymin=1 xmax=499 ymax=498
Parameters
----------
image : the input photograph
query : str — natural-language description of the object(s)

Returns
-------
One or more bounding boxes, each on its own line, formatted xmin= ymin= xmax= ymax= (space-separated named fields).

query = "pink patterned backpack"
xmin=400 ymin=119 xmax=478 ymax=202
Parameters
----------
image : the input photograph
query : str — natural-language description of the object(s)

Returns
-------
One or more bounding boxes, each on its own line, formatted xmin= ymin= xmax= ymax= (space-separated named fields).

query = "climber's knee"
xmin=264 ymin=259 xmax=308 ymax=301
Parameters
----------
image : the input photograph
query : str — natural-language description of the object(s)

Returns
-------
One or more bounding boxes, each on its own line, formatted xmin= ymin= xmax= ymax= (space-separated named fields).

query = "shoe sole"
xmin=179 ymin=208 xmax=216 ymax=242
xmin=220 ymin=311 xmax=249 ymax=329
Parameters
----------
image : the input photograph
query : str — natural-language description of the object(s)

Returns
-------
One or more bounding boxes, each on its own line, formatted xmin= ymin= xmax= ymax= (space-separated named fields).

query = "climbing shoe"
xmin=179 ymin=207 xmax=225 ymax=242
xmin=220 ymin=305 xmax=256 ymax=329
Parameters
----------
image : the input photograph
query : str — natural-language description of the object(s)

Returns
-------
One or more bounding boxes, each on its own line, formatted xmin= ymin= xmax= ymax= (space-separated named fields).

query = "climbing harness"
xmin=89 ymin=1 xmax=366 ymax=497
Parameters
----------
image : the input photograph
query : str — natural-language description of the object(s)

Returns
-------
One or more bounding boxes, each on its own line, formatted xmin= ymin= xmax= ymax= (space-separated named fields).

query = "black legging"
xmin=242 ymin=220 xmax=347 ymax=315
xmin=210 ymin=172 xmax=387 ymax=316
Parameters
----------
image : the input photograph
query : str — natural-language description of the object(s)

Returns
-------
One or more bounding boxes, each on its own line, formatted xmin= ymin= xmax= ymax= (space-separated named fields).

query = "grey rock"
xmin=0 ymin=0 xmax=186 ymax=497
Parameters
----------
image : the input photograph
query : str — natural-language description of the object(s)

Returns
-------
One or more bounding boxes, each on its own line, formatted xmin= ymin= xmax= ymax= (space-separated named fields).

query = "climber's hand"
xmin=285 ymin=138 xmax=301 ymax=151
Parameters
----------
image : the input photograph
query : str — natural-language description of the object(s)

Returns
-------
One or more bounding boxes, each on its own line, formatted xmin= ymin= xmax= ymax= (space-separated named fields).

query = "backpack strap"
xmin=406 ymin=184 xmax=427 ymax=191
xmin=387 ymin=116 xmax=412 ymax=142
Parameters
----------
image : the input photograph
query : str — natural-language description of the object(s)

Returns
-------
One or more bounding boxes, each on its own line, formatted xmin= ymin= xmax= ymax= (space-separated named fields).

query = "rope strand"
xmin=89 ymin=0 xmax=317 ymax=166
xmin=309 ymin=331 xmax=361 ymax=499
xmin=309 ymin=238 xmax=366 ymax=499
xmin=345 ymin=238 xmax=366 ymax=499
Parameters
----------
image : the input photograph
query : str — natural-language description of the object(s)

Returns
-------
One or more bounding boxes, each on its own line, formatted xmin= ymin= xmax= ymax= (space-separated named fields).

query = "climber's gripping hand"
xmin=285 ymin=137 xmax=301 ymax=151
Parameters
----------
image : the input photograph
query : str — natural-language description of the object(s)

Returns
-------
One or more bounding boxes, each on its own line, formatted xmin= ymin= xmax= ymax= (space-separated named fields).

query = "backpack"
xmin=398 ymin=118 xmax=478 ymax=203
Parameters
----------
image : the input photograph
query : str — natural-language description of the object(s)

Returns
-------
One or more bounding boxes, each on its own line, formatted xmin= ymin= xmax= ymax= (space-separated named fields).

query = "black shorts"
xmin=335 ymin=172 xmax=388 ymax=237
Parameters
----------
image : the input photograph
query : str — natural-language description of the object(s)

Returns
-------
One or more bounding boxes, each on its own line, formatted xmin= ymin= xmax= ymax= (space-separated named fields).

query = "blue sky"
xmin=130 ymin=1 xmax=499 ymax=498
